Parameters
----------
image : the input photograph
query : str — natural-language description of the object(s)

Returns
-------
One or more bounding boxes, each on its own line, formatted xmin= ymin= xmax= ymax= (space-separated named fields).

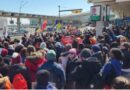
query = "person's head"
xmin=36 ymin=70 xmax=50 ymax=85
xmin=11 ymin=52 xmax=21 ymax=64
xmin=111 ymin=42 xmax=119 ymax=48
xmin=14 ymin=39 xmax=20 ymax=44
xmin=109 ymin=48 xmax=123 ymax=60
xmin=112 ymin=76 xmax=130 ymax=89
xmin=27 ymin=45 xmax=36 ymax=55
xmin=35 ymin=37 xmax=43 ymax=44
xmin=72 ymin=39 xmax=78 ymax=49
xmin=91 ymin=45 xmax=100 ymax=53
xmin=65 ymin=44 xmax=72 ymax=51
xmin=120 ymin=42 xmax=130 ymax=50
xmin=3 ymin=42 xmax=9 ymax=49
xmin=40 ymin=42 xmax=47 ymax=49
xmin=1 ymin=49 xmax=8 ymax=57
xmin=21 ymin=37 xmax=26 ymax=42
xmin=15 ymin=45 xmax=24 ymax=53
xmin=78 ymin=44 xmax=84 ymax=51
xmin=80 ymin=48 xmax=91 ymax=60
xmin=20 ymin=47 xmax=27 ymax=56
xmin=46 ymin=50 xmax=56 ymax=61
xmin=68 ymin=48 xmax=77 ymax=60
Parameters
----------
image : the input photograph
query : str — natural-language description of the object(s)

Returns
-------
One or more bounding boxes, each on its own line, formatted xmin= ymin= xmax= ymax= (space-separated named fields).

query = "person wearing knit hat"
xmin=1 ymin=48 xmax=11 ymax=65
xmin=1 ymin=48 xmax=8 ymax=57
xmin=66 ymin=48 xmax=80 ymax=88
xmin=11 ymin=52 xmax=21 ymax=64
xmin=46 ymin=50 xmax=56 ymax=61
xmin=38 ymin=50 xmax=66 ymax=89
xmin=40 ymin=42 xmax=49 ymax=53
xmin=91 ymin=45 xmax=100 ymax=53
xmin=40 ymin=42 xmax=47 ymax=49
xmin=68 ymin=48 xmax=77 ymax=60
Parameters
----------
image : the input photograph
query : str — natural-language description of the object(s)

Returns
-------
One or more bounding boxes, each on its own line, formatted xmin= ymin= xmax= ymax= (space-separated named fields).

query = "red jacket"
xmin=25 ymin=56 xmax=46 ymax=82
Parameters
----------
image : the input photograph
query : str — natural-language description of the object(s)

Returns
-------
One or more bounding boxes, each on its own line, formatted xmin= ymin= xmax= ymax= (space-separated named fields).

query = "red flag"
xmin=41 ymin=20 xmax=47 ymax=31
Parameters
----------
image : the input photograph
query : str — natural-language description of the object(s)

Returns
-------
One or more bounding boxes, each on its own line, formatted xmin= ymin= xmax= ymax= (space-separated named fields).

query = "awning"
xmin=116 ymin=0 xmax=130 ymax=2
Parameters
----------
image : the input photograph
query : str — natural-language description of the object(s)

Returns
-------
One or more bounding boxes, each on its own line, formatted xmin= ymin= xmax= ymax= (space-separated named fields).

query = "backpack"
xmin=89 ymin=64 xmax=116 ymax=89
xmin=12 ymin=73 xmax=28 ymax=89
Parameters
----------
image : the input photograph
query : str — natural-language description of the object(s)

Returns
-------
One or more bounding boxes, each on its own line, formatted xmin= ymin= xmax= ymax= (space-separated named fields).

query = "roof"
xmin=61 ymin=12 xmax=90 ymax=18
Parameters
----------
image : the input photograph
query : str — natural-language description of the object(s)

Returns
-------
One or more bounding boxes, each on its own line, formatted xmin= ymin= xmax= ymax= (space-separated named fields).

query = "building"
xmin=0 ymin=17 xmax=8 ymax=38
xmin=87 ymin=0 xmax=130 ymax=18
xmin=61 ymin=12 xmax=90 ymax=26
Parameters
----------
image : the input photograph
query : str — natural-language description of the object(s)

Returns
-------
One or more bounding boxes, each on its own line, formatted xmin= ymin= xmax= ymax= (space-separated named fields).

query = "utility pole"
xmin=17 ymin=0 xmax=28 ymax=32
xmin=58 ymin=5 xmax=61 ymax=20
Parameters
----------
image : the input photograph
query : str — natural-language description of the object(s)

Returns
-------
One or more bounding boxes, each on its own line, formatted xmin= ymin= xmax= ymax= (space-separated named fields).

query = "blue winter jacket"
xmin=101 ymin=58 xmax=122 ymax=79
xmin=38 ymin=61 xmax=66 ymax=89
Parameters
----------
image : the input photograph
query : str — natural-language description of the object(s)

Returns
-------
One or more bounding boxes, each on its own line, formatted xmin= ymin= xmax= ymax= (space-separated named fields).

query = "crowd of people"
xmin=0 ymin=23 xmax=130 ymax=89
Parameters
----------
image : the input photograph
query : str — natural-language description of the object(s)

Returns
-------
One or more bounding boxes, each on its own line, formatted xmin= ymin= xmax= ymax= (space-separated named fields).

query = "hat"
xmin=40 ymin=42 xmax=46 ymax=49
xmin=1 ymin=49 xmax=8 ymax=57
xmin=11 ymin=52 xmax=21 ymax=64
xmin=80 ymin=48 xmax=91 ymax=59
xmin=69 ymin=48 xmax=77 ymax=55
xmin=46 ymin=50 xmax=56 ymax=61
xmin=92 ymin=45 xmax=100 ymax=52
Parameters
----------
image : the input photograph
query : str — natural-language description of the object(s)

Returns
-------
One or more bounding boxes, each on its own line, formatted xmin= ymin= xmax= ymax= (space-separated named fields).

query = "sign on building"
xmin=90 ymin=5 xmax=101 ymax=21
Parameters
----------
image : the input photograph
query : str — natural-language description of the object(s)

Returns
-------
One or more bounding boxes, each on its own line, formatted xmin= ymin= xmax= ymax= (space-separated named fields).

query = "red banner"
xmin=61 ymin=36 xmax=73 ymax=45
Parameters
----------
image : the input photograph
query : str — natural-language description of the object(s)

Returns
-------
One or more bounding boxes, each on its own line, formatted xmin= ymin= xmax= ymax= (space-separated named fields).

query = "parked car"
xmin=8 ymin=29 xmax=28 ymax=36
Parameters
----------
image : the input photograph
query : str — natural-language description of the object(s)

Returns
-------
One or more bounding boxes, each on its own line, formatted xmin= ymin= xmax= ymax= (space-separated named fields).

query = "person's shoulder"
xmin=47 ymin=82 xmax=57 ymax=90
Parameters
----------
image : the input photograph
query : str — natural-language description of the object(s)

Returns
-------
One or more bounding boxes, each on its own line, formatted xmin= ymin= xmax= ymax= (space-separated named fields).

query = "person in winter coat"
xmin=91 ymin=45 xmax=104 ymax=66
xmin=38 ymin=50 xmax=66 ymax=89
xmin=8 ymin=52 xmax=32 ymax=89
xmin=120 ymin=42 xmax=130 ymax=81
xmin=71 ymin=48 xmax=101 ymax=89
xmin=35 ymin=70 xmax=57 ymax=89
xmin=100 ymin=48 xmax=123 ymax=88
xmin=65 ymin=48 xmax=80 ymax=89
xmin=25 ymin=52 xmax=46 ymax=82
xmin=1 ymin=48 xmax=11 ymax=65
xmin=0 ymin=56 xmax=9 ymax=77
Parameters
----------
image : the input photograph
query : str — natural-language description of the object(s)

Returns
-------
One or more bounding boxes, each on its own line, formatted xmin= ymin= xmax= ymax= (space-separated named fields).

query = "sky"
xmin=0 ymin=0 xmax=92 ymax=16
xmin=0 ymin=0 xmax=92 ymax=24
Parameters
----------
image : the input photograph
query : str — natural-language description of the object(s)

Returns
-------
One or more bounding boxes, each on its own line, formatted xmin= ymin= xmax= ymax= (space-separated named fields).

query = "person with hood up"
xmin=38 ymin=50 xmax=66 ymax=89
xmin=71 ymin=48 xmax=101 ymax=89
xmin=91 ymin=45 xmax=104 ymax=66
xmin=65 ymin=48 xmax=80 ymax=89
xmin=40 ymin=42 xmax=49 ymax=53
xmin=25 ymin=52 xmax=46 ymax=82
